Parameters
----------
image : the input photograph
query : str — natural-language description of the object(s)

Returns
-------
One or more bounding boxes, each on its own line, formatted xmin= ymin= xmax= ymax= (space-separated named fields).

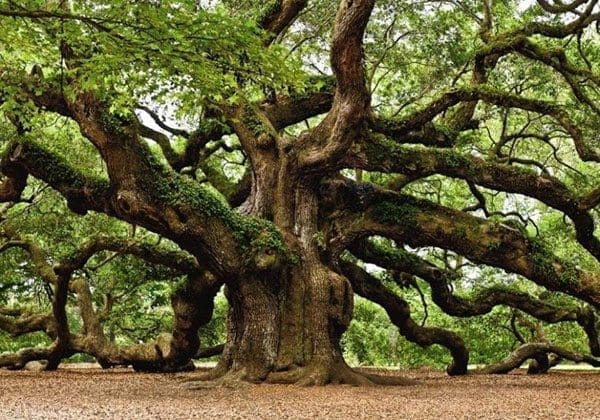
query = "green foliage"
xmin=529 ymin=236 xmax=579 ymax=286
xmin=0 ymin=331 xmax=51 ymax=354
xmin=0 ymin=0 xmax=306 ymax=116
xmin=342 ymin=286 xmax=590 ymax=369
xmin=342 ymin=297 xmax=400 ymax=366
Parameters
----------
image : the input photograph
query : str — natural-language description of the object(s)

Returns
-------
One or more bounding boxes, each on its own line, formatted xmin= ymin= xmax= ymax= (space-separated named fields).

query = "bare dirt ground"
xmin=0 ymin=366 xmax=598 ymax=419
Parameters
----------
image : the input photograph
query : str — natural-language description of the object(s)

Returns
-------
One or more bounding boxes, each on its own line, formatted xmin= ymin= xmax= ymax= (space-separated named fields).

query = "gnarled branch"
xmin=328 ymin=187 xmax=600 ymax=308
xmin=340 ymin=259 xmax=469 ymax=375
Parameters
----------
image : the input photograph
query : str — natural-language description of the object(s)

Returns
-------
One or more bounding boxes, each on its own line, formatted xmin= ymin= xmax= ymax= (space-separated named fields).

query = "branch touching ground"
xmin=475 ymin=342 xmax=600 ymax=374
xmin=350 ymin=239 xmax=600 ymax=356
xmin=341 ymin=260 xmax=469 ymax=376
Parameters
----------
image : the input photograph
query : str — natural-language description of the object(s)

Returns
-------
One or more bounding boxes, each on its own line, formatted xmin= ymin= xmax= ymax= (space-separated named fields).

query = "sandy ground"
xmin=0 ymin=366 xmax=598 ymax=419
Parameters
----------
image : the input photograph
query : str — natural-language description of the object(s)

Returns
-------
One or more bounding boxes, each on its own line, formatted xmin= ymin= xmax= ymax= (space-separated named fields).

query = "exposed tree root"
xmin=360 ymin=371 xmax=420 ymax=386
xmin=179 ymin=359 xmax=417 ymax=387
xmin=268 ymin=362 xmax=417 ymax=386
xmin=182 ymin=369 xmax=253 ymax=390
xmin=293 ymin=361 xmax=368 ymax=386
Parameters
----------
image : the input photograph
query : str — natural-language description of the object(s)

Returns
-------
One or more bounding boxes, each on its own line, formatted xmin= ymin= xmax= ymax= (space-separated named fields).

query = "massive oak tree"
xmin=0 ymin=0 xmax=599 ymax=385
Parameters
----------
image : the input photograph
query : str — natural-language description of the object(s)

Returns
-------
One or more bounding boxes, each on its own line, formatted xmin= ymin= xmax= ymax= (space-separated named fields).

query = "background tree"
xmin=0 ymin=0 xmax=599 ymax=385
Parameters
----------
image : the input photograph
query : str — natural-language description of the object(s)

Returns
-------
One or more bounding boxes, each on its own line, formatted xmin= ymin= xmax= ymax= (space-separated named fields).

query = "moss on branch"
xmin=137 ymin=145 xmax=287 ymax=265
xmin=336 ymin=191 xmax=600 ymax=308
xmin=354 ymin=137 xmax=600 ymax=261
xmin=2 ymin=136 xmax=110 ymax=213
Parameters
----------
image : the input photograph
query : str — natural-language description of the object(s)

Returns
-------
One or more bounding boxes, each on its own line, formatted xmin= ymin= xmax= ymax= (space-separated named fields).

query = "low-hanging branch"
xmin=0 ymin=310 xmax=54 ymax=338
xmin=0 ymin=138 xmax=111 ymax=215
xmin=475 ymin=342 xmax=600 ymax=374
xmin=1 ymin=126 xmax=284 ymax=277
xmin=0 ymin=346 xmax=59 ymax=370
xmin=0 ymin=230 xmax=221 ymax=372
xmin=350 ymin=239 xmax=600 ymax=357
xmin=67 ymin=271 xmax=220 ymax=372
xmin=340 ymin=259 xmax=469 ymax=376
xmin=328 ymin=185 xmax=600 ymax=308
xmin=346 ymin=136 xmax=599 ymax=263
xmin=347 ymin=147 xmax=600 ymax=260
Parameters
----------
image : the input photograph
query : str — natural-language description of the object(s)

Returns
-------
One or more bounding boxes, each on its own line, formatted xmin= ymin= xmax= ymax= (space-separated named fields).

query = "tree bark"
xmin=203 ymin=172 xmax=362 ymax=384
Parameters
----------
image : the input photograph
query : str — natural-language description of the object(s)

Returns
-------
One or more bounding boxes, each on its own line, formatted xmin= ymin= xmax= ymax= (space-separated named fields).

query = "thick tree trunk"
xmin=202 ymin=0 xmax=379 ymax=381
xmin=192 ymin=160 xmax=410 ymax=386
xmin=207 ymin=261 xmax=363 ymax=385
xmin=208 ymin=186 xmax=355 ymax=384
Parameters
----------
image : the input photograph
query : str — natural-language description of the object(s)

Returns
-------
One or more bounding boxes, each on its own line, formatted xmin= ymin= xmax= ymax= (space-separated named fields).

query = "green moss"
xmin=141 ymin=145 xmax=286 ymax=262
xmin=433 ymin=123 xmax=458 ymax=139
xmin=364 ymin=134 xmax=402 ymax=164
xmin=367 ymin=240 xmax=421 ymax=268
xmin=372 ymin=200 xmax=418 ymax=228
xmin=172 ymin=177 xmax=287 ymax=261
xmin=469 ymin=284 xmax=524 ymax=300
xmin=529 ymin=237 xmax=578 ymax=286
xmin=455 ymin=225 xmax=468 ymax=242
xmin=199 ymin=161 xmax=237 ymax=199
xmin=10 ymin=137 xmax=109 ymax=194
xmin=475 ymin=34 xmax=527 ymax=58
xmin=530 ymin=237 xmax=554 ymax=269
xmin=242 ymin=110 xmax=269 ymax=138
xmin=558 ymin=263 xmax=579 ymax=286
xmin=486 ymin=241 xmax=501 ymax=252
xmin=151 ymin=172 xmax=226 ymax=217
xmin=439 ymin=150 xmax=471 ymax=170
xmin=365 ymin=136 xmax=476 ymax=178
